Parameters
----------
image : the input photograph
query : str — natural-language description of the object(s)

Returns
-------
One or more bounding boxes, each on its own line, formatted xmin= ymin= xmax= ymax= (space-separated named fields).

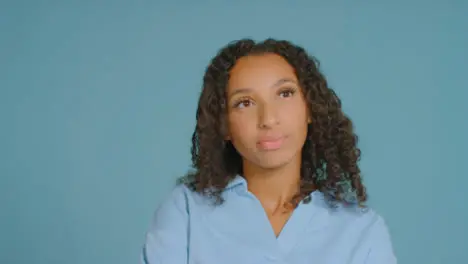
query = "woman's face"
xmin=226 ymin=53 xmax=310 ymax=171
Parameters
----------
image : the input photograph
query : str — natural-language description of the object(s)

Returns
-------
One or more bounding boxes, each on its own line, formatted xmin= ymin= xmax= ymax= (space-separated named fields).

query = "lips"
xmin=257 ymin=136 xmax=285 ymax=151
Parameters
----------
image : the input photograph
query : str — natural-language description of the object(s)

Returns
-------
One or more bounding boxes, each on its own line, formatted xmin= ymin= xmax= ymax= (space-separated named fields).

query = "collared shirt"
xmin=141 ymin=176 xmax=397 ymax=264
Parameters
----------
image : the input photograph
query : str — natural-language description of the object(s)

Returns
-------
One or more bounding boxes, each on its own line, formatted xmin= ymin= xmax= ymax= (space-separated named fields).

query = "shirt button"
xmin=264 ymin=255 xmax=277 ymax=262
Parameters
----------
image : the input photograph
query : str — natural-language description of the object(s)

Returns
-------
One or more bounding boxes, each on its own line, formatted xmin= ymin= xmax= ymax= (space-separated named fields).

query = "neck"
xmin=242 ymin=156 xmax=301 ymax=210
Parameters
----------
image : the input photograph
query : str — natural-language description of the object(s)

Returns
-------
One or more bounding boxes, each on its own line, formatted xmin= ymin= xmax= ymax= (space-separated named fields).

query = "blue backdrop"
xmin=2 ymin=1 xmax=467 ymax=264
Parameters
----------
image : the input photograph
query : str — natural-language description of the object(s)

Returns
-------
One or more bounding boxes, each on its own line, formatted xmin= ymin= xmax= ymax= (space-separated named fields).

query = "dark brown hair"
xmin=179 ymin=38 xmax=367 ymax=208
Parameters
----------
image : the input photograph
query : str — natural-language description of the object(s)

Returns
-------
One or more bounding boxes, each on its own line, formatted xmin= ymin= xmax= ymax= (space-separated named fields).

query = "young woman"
xmin=141 ymin=38 xmax=397 ymax=264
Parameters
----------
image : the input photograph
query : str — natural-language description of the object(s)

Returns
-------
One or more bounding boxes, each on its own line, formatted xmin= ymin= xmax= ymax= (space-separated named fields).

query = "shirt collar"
xmin=224 ymin=174 xmax=247 ymax=190
xmin=224 ymin=174 xmax=325 ymax=204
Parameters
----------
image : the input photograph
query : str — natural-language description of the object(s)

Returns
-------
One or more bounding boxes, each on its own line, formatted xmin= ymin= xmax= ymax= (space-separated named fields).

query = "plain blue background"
xmin=1 ymin=1 xmax=467 ymax=264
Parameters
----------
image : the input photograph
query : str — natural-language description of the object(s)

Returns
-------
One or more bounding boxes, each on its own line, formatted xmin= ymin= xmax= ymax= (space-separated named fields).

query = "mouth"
xmin=256 ymin=136 xmax=286 ymax=151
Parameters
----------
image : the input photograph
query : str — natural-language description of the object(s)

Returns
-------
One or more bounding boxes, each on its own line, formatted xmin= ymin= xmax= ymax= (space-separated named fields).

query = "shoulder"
xmin=338 ymin=207 xmax=397 ymax=263
xmin=313 ymin=191 xmax=387 ymax=225
xmin=153 ymin=183 xmax=210 ymax=217
xmin=312 ymin=192 xmax=396 ymax=263
xmin=333 ymin=205 xmax=388 ymax=233
xmin=155 ymin=184 xmax=191 ymax=212
xmin=312 ymin=191 xmax=393 ymax=244
xmin=142 ymin=185 xmax=199 ymax=263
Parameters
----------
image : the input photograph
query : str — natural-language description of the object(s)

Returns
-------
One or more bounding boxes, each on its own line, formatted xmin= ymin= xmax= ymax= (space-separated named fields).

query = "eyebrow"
xmin=273 ymin=77 xmax=297 ymax=87
xmin=228 ymin=78 xmax=298 ymax=98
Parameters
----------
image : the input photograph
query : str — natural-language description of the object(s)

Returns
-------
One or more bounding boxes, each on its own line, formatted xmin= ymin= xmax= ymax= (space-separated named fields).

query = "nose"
xmin=258 ymin=102 xmax=279 ymax=129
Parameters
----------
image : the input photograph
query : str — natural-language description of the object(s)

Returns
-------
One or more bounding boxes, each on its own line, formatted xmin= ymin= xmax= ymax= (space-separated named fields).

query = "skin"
xmin=226 ymin=53 xmax=311 ymax=236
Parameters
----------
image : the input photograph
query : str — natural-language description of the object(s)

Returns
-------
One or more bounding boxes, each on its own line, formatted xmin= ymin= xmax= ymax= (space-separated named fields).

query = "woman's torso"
xmin=142 ymin=176 xmax=395 ymax=264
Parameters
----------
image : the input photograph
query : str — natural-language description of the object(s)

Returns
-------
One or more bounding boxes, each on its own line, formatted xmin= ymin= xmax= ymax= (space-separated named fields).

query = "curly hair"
xmin=179 ymin=38 xmax=367 ymax=208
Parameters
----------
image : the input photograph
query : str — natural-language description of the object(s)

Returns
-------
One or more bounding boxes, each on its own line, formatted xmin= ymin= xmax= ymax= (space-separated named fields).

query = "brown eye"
xmin=234 ymin=99 xmax=253 ymax=109
xmin=279 ymin=88 xmax=296 ymax=98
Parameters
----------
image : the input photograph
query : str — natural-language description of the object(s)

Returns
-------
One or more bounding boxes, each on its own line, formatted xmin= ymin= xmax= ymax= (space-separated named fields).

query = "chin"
xmin=253 ymin=151 xmax=299 ymax=170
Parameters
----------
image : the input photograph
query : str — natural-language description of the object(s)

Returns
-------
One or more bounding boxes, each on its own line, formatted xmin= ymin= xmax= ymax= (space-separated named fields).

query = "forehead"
xmin=228 ymin=53 xmax=297 ymax=90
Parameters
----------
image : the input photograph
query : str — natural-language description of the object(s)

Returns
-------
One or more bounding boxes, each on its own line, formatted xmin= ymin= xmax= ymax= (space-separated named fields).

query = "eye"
xmin=233 ymin=99 xmax=253 ymax=109
xmin=279 ymin=88 xmax=296 ymax=98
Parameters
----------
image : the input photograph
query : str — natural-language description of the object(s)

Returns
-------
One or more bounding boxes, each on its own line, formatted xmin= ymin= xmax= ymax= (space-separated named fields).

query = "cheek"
xmin=280 ymin=101 xmax=309 ymax=125
xmin=227 ymin=112 xmax=257 ymax=143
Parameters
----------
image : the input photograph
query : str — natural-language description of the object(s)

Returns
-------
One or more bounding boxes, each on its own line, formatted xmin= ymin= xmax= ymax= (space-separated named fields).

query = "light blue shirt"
xmin=141 ymin=176 xmax=397 ymax=264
